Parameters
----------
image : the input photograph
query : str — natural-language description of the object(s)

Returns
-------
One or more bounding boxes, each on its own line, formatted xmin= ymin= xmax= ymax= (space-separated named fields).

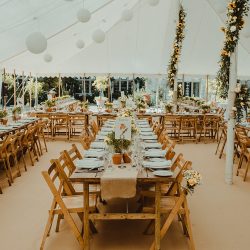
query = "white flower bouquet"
xmin=92 ymin=77 xmax=108 ymax=91
xmin=183 ymin=170 xmax=202 ymax=194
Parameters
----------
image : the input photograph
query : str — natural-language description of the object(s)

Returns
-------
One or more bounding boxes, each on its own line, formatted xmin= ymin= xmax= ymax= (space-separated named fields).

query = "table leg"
xmin=83 ymin=182 xmax=90 ymax=250
xmin=154 ymin=182 xmax=161 ymax=250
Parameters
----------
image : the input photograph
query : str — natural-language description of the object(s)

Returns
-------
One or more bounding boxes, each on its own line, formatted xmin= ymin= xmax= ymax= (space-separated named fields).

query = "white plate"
xmin=153 ymin=170 xmax=173 ymax=177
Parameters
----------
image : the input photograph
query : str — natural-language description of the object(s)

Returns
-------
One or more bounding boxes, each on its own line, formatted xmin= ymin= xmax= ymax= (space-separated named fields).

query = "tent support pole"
xmin=29 ymin=72 xmax=32 ymax=110
xmin=108 ymin=74 xmax=111 ymax=101
xmin=14 ymin=69 xmax=16 ymax=108
xmin=205 ymin=75 xmax=209 ymax=102
xmin=225 ymin=47 xmax=238 ymax=185
xmin=59 ymin=73 xmax=61 ymax=97
xmin=173 ymin=75 xmax=178 ymax=104
xmin=35 ymin=74 xmax=38 ymax=107
xmin=83 ymin=73 xmax=86 ymax=101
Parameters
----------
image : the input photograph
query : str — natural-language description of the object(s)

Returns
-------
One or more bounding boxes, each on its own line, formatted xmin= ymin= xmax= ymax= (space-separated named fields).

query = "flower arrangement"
xmin=164 ymin=103 xmax=173 ymax=113
xmin=92 ymin=77 xmax=108 ymax=92
xmin=79 ymin=100 xmax=89 ymax=109
xmin=183 ymin=169 xmax=202 ymax=194
xmin=105 ymin=102 xmax=113 ymax=111
xmin=216 ymin=0 xmax=249 ymax=120
xmin=233 ymin=84 xmax=249 ymax=122
xmin=45 ymin=99 xmax=56 ymax=108
xmin=119 ymin=109 xmax=134 ymax=117
xmin=201 ymin=103 xmax=211 ymax=113
xmin=12 ymin=106 xmax=22 ymax=114
xmin=136 ymin=100 xmax=146 ymax=109
xmin=104 ymin=131 xmax=131 ymax=153
xmin=0 ymin=110 xmax=7 ymax=119
xmin=167 ymin=5 xmax=186 ymax=92
xmin=131 ymin=123 xmax=139 ymax=135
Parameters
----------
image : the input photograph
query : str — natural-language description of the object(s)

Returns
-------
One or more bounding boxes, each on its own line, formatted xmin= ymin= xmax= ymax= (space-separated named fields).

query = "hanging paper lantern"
xmin=92 ymin=29 xmax=105 ymax=43
xmin=121 ymin=9 xmax=133 ymax=22
xmin=77 ymin=8 xmax=91 ymax=23
xmin=26 ymin=32 xmax=47 ymax=54
xmin=147 ymin=0 xmax=160 ymax=6
xmin=43 ymin=53 xmax=53 ymax=63
xmin=76 ymin=39 xmax=85 ymax=49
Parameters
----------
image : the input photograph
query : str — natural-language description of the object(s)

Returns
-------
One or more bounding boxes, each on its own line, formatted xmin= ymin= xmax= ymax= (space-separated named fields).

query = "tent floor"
xmin=0 ymin=141 xmax=249 ymax=250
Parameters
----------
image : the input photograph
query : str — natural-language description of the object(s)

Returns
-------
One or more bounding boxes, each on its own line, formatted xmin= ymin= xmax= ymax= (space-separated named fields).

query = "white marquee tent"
xmin=1 ymin=0 xmax=250 ymax=77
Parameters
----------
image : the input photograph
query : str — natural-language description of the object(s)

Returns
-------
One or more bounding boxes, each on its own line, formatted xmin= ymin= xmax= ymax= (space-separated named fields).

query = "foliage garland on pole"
xmin=167 ymin=5 xmax=186 ymax=98
xmin=216 ymin=0 xmax=250 ymax=121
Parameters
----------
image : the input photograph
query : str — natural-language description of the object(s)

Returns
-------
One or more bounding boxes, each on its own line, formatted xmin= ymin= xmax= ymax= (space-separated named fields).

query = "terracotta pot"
xmin=80 ymin=108 xmax=88 ymax=112
xmin=46 ymin=108 xmax=53 ymax=112
xmin=123 ymin=153 xmax=131 ymax=163
xmin=139 ymin=109 xmax=146 ymax=114
xmin=121 ymin=101 xmax=126 ymax=108
xmin=105 ymin=109 xmax=112 ymax=113
xmin=112 ymin=153 xmax=123 ymax=164
xmin=0 ymin=118 xmax=8 ymax=125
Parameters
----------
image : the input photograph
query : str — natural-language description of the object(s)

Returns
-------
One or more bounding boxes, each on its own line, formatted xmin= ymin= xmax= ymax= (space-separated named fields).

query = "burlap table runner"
xmin=101 ymin=166 xmax=138 ymax=200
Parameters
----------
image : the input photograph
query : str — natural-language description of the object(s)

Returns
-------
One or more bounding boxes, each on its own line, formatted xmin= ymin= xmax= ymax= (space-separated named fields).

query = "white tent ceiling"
xmin=1 ymin=0 xmax=250 ymax=77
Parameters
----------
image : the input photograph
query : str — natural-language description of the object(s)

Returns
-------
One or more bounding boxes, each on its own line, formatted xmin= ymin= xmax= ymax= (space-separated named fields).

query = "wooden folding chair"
xmin=143 ymin=161 xmax=195 ymax=250
xmin=40 ymin=162 xmax=97 ymax=249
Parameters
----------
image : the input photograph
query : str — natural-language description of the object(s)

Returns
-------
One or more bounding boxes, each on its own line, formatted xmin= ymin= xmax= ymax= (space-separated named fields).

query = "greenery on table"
xmin=12 ymin=106 xmax=22 ymax=114
xmin=167 ymin=5 xmax=186 ymax=95
xmin=79 ymin=100 xmax=89 ymax=109
xmin=104 ymin=131 xmax=131 ymax=153
xmin=216 ymin=0 xmax=250 ymax=121
xmin=44 ymin=99 xmax=56 ymax=108
xmin=0 ymin=110 xmax=8 ymax=118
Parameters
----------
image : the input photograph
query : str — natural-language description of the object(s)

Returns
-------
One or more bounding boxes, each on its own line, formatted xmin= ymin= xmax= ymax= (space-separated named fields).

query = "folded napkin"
xmin=144 ymin=150 xmax=166 ymax=158
xmin=99 ymin=131 xmax=109 ymax=136
xmin=140 ymin=128 xmax=153 ymax=132
xmin=140 ymin=131 xmax=154 ymax=136
xmin=84 ymin=149 xmax=105 ymax=158
xmin=143 ymin=160 xmax=171 ymax=168
xmin=143 ymin=142 xmax=162 ymax=149
xmin=141 ymin=135 xmax=157 ymax=140
xmin=90 ymin=142 xmax=105 ymax=149
xmin=101 ymin=167 xmax=138 ymax=200
xmin=95 ymin=135 xmax=106 ymax=141
xmin=101 ymin=128 xmax=113 ymax=132
xmin=75 ymin=159 xmax=103 ymax=169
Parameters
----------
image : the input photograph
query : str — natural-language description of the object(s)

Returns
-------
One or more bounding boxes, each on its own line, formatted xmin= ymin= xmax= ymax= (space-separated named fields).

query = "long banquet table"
xmin=69 ymin=117 xmax=179 ymax=250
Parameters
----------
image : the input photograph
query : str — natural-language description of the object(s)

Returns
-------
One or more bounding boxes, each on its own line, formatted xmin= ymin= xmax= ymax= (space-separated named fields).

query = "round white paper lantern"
xmin=76 ymin=39 xmax=85 ymax=49
xmin=77 ymin=8 xmax=91 ymax=23
xmin=26 ymin=32 xmax=47 ymax=54
xmin=92 ymin=29 xmax=105 ymax=43
xmin=147 ymin=0 xmax=160 ymax=6
xmin=122 ymin=9 xmax=133 ymax=22
xmin=44 ymin=53 xmax=53 ymax=63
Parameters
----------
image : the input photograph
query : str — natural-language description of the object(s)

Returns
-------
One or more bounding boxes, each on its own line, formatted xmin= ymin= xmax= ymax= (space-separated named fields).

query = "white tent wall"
xmin=1 ymin=0 xmax=250 ymax=77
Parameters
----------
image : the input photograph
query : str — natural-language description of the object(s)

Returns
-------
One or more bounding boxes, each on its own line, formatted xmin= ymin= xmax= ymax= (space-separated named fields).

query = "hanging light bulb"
xmin=26 ymin=32 xmax=47 ymax=54
xmin=76 ymin=39 xmax=85 ymax=49
xmin=147 ymin=0 xmax=160 ymax=7
xmin=92 ymin=29 xmax=105 ymax=43
xmin=121 ymin=9 xmax=133 ymax=22
xmin=43 ymin=53 xmax=53 ymax=62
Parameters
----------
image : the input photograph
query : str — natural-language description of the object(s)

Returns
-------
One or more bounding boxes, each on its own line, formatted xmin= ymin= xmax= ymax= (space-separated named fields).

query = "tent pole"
xmin=29 ymin=72 xmax=32 ymax=110
xmin=22 ymin=71 xmax=25 ymax=107
xmin=83 ymin=73 xmax=86 ymax=101
xmin=14 ymin=69 xmax=16 ymax=108
xmin=173 ymin=74 xmax=178 ymax=103
xmin=0 ymin=69 xmax=3 ymax=108
xmin=58 ymin=73 xmax=61 ymax=97
xmin=35 ymin=74 xmax=38 ymax=107
xmin=206 ymin=75 xmax=209 ymax=102
xmin=225 ymin=47 xmax=238 ymax=185
xmin=108 ymin=73 xmax=111 ymax=101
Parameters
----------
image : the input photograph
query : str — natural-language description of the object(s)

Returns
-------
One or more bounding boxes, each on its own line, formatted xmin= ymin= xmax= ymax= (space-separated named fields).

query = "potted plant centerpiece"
xmin=0 ymin=109 xmax=8 ymax=125
xmin=104 ymin=131 xmax=131 ymax=164
xmin=164 ymin=103 xmax=174 ymax=113
xmin=105 ymin=102 xmax=113 ymax=113
xmin=44 ymin=99 xmax=56 ymax=112
xmin=12 ymin=106 xmax=22 ymax=121
xmin=79 ymin=100 xmax=89 ymax=112
xmin=119 ymin=96 xmax=127 ymax=109
xmin=201 ymin=104 xmax=211 ymax=114
xmin=136 ymin=100 xmax=147 ymax=113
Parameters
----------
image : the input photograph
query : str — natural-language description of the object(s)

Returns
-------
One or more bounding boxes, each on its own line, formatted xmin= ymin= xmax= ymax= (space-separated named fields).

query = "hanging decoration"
xmin=121 ymin=9 xmax=133 ymax=22
xmin=26 ymin=32 xmax=47 ymax=54
xmin=216 ymin=0 xmax=249 ymax=121
xmin=77 ymin=8 xmax=91 ymax=23
xmin=76 ymin=39 xmax=85 ymax=49
xmin=92 ymin=29 xmax=105 ymax=43
xmin=43 ymin=53 xmax=53 ymax=62
xmin=167 ymin=5 xmax=186 ymax=94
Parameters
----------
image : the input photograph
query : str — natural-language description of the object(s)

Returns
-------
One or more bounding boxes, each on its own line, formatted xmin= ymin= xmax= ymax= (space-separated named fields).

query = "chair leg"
xmin=27 ymin=147 xmax=34 ymax=166
xmin=42 ymin=135 xmax=48 ymax=152
xmin=55 ymin=214 xmax=63 ymax=232
xmin=243 ymin=161 xmax=250 ymax=181
xmin=40 ymin=211 xmax=55 ymax=250
xmin=6 ymin=157 xmax=14 ymax=183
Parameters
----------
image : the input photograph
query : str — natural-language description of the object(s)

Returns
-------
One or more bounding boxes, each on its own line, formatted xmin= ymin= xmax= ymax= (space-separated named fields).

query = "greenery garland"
xmin=167 ymin=5 xmax=186 ymax=97
xmin=216 ymin=0 xmax=250 ymax=121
